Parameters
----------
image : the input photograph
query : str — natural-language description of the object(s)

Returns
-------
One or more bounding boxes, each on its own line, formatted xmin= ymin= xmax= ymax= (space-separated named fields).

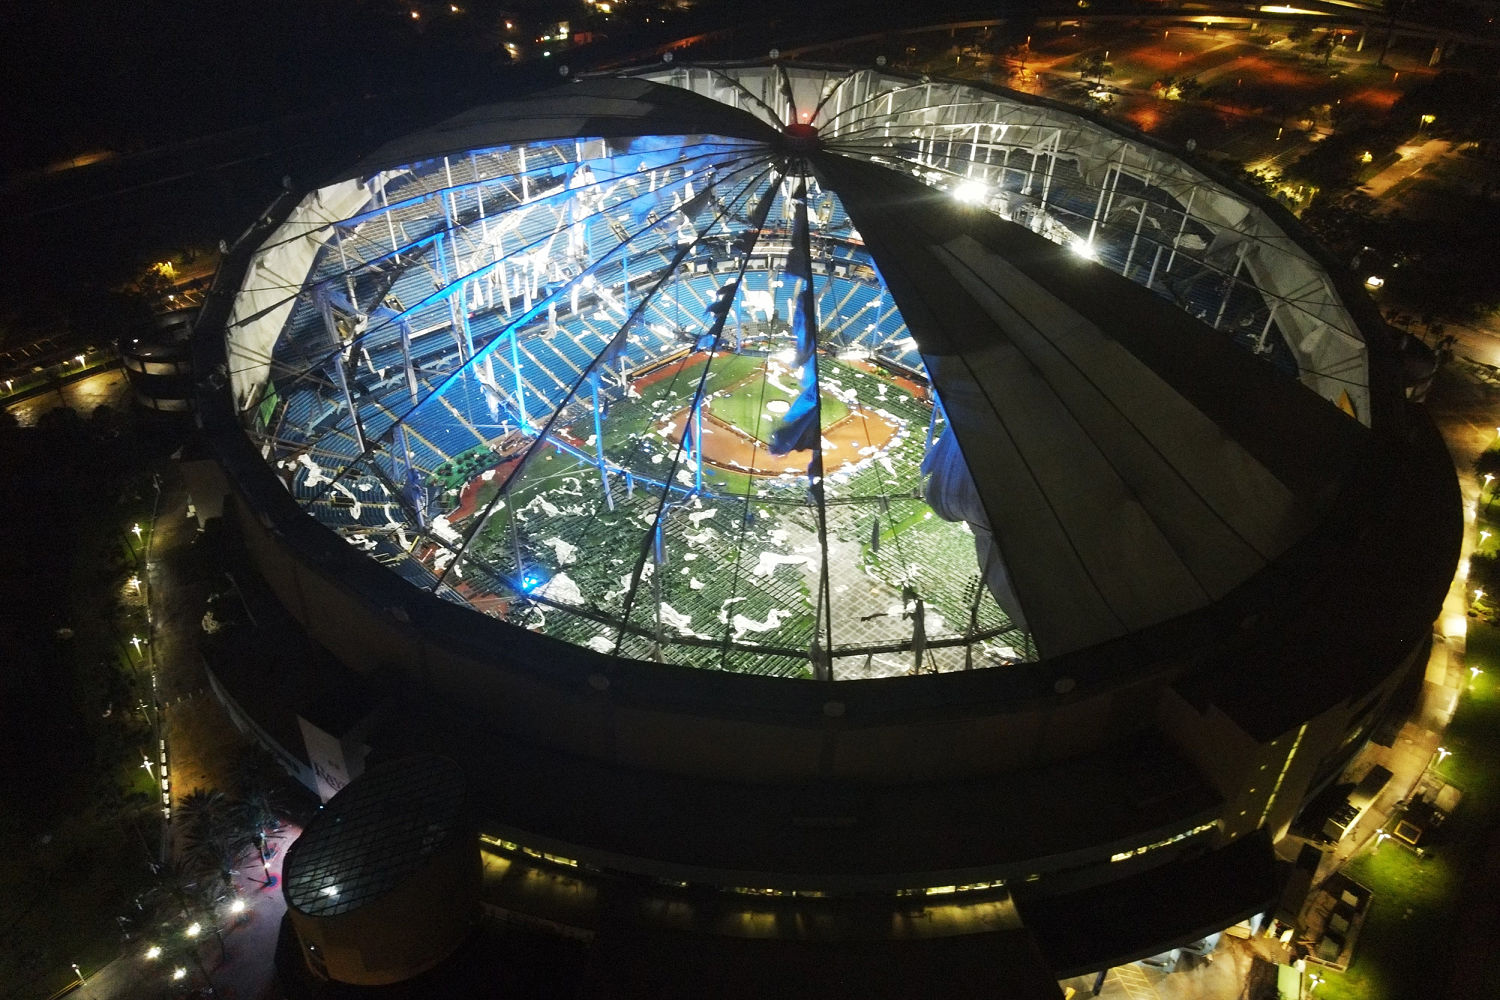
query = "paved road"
xmin=3 ymin=367 xmax=132 ymax=427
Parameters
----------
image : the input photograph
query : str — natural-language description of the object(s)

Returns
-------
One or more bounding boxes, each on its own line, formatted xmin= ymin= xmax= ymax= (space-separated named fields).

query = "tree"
xmin=175 ymin=788 xmax=253 ymax=891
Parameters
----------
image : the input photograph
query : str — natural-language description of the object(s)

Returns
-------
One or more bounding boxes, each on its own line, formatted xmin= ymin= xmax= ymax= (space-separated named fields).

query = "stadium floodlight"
xmin=952 ymin=179 xmax=989 ymax=204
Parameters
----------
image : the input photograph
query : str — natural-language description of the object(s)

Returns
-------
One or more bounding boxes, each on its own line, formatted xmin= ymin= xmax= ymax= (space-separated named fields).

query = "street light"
xmin=132 ymin=523 xmax=142 ymax=539
xmin=172 ymin=967 xmax=187 ymax=981
xmin=185 ymin=921 xmax=201 ymax=938
xmin=229 ymin=898 xmax=246 ymax=915
xmin=145 ymin=945 xmax=162 ymax=960
xmin=131 ymin=635 xmax=143 ymax=655
xmin=71 ymin=963 xmax=84 ymax=985
xmin=1436 ymin=746 xmax=1451 ymax=765
xmin=128 ymin=575 xmax=141 ymax=593
xmin=1470 ymin=666 xmax=1483 ymax=681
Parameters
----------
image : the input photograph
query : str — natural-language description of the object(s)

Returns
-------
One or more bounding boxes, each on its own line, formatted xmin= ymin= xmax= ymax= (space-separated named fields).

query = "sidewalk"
xmin=74 ymin=837 xmax=294 ymax=1000
xmin=71 ymin=469 xmax=298 ymax=1000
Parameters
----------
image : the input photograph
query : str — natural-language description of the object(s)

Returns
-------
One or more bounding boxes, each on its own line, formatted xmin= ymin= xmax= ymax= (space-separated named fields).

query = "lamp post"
xmin=1436 ymin=746 xmax=1451 ymax=766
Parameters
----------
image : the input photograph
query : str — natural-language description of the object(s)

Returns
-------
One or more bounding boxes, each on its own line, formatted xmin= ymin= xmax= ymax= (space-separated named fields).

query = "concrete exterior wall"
xmin=226 ymin=485 xmax=1173 ymax=785
xmin=288 ymin=827 xmax=481 ymax=985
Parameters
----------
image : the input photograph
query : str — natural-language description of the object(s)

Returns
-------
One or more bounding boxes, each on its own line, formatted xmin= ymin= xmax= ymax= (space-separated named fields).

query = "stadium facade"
xmin=190 ymin=61 xmax=1459 ymax=992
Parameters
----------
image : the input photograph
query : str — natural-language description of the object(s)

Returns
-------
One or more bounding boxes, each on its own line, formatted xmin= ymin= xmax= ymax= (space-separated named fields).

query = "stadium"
xmin=191 ymin=60 xmax=1459 ymax=992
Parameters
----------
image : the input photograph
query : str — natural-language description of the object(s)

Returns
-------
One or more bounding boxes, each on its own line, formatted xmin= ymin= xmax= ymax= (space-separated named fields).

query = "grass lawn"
xmin=1316 ymin=845 xmax=1455 ymax=1000
xmin=1315 ymin=629 xmax=1500 ymax=1000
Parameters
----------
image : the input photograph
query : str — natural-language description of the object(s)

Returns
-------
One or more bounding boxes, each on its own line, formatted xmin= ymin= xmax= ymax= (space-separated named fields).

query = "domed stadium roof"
xmin=223 ymin=63 xmax=1371 ymax=677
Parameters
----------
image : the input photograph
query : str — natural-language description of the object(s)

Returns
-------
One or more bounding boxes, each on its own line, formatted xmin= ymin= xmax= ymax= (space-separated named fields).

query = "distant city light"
xmin=172 ymin=967 xmax=187 ymax=981
xmin=230 ymin=898 xmax=246 ymax=914
xmin=145 ymin=945 xmax=161 ymax=960
xmin=1364 ymin=275 xmax=1384 ymax=289
xmin=185 ymin=922 xmax=201 ymax=937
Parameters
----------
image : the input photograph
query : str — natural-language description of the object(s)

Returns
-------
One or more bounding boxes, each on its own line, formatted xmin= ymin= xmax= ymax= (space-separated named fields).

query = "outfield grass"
xmin=455 ymin=349 xmax=1012 ymax=676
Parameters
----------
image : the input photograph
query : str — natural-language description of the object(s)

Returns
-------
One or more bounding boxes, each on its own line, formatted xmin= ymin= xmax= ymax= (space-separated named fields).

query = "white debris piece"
xmin=332 ymin=482 xmax=362 ymax=519
xmin=586 ymin=635 xmax=615 ymax=654
xmin=733 ymin=608 xmax=792 ymax=639
xmin=537 ymin=572 xmax=584 ymax=606
xmin=658 ymin=603 xmax=695 ymax=633
xmin=430 ymin=515 xmax=461 ymax=545
xmin=753 ymin=551 xmax=808 ymax=577
xmin=543 ymin=537 xmax=578 ymax=566
xmin=297 ymin=454 xmax=330 ymax=488
xmin=687 ymin=509 xmax=716 ymax=526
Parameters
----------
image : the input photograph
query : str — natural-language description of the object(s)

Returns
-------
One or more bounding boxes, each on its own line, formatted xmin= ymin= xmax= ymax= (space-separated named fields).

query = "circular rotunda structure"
xmin=196 ymin=61 xmax=1458 ymax=983
xmin=281 ymin=754 xmax=478 ymax=985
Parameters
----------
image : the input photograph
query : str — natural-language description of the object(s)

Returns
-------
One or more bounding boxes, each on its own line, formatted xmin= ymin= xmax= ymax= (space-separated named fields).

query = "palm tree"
xmin=175 ymin=788 xmax=253 ymax=890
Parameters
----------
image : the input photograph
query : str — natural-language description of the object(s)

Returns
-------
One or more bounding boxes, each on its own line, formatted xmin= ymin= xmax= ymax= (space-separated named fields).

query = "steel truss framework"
xmin=224 ymin=62 xmax=1368 ymax=679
